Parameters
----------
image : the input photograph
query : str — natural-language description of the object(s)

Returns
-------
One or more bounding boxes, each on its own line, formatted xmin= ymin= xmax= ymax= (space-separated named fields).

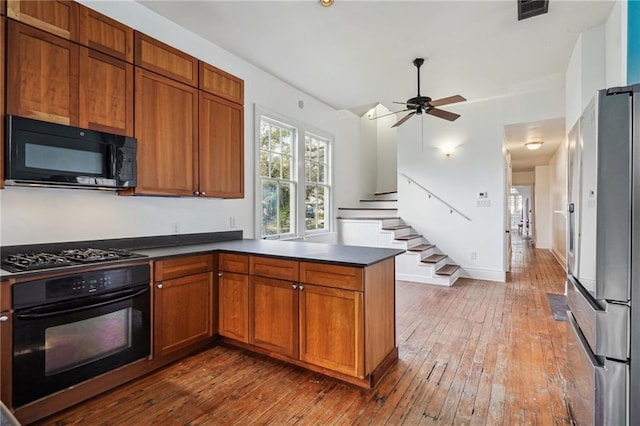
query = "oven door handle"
xmin=15 ymin=286 xmax=149 ymax=319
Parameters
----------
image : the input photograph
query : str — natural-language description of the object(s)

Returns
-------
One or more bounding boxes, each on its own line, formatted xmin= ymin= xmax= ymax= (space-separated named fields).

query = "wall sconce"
xmin=439 ymin=145 xmax=456 ymax=157
xmin=525 ymin=141 xmax=543 ymax=150
xmin=320 ymin=0 xmax=334 ymax=6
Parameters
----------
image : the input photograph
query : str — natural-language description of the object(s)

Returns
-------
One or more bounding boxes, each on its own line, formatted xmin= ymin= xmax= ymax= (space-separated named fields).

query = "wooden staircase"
xmin=337 ymin=191 xmax=461 ymax=286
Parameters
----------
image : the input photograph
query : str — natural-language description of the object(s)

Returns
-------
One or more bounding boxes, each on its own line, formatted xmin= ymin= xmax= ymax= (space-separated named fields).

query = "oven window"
xmin=45 ymin=308 xmax=132 ymax=375
xmin=25 ymin=143 xmax=104 ymax=175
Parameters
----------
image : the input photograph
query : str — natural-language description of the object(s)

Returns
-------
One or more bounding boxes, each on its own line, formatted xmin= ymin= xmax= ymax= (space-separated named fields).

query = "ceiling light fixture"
xmin=320 ymin=0 xmax=334 ymax=6
xmin=525 ymin=141 xmax=544 ymax=150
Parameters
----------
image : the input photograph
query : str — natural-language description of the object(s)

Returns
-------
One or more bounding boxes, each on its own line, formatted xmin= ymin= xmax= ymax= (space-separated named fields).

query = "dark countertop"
xmin=1 ymin=238 xmax=404 ymax=279
xmin=136 ymin=239 xmax=405 ymax=267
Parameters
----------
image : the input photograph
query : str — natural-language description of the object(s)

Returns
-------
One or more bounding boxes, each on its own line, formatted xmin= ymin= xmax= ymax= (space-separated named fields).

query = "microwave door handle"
xmin=15 ymin=287 xmax=149 ymax=319
xmin=109 ymin=144 xmax=117 ymax=179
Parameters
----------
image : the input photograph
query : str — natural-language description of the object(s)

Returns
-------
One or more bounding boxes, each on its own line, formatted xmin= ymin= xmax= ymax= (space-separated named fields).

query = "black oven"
xmin=12 ymin=265 xmax=150 ymax=407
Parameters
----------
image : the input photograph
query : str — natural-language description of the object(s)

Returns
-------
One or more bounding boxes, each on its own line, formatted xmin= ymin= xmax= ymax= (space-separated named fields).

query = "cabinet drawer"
xmin=7 ymin=0 xmax=78 ymax=40
xmin=134 ymin=31 xmax=198 ymax=87
xmin=199 ymin=62 xmax=243 ymax=105
xmin=250 ymin=256 xmax=298 ymax=281
xmin=219 ymin=253 xmax=248 ymax=274
xmin=299 ymin=262 xmax=363 ymax=291
xmin=155 ymin=254 xmax=213 ymax=281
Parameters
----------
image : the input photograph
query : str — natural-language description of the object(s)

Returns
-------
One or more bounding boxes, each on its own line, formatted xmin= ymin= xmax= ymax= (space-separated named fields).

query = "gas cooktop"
xmin=1 ymin=248 xmax=147 ymax=273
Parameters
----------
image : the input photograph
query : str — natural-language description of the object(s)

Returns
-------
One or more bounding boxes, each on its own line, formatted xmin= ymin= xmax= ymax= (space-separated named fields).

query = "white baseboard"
xmin=534 ymin=240 xmax=552 ymax=249
xmin=550 ymin=248 xmax=567 ymax=272
xmin=459 ymin=267 xmax=506 ymax=283
xmin=396 ymin=272 xmax=455 ymax=287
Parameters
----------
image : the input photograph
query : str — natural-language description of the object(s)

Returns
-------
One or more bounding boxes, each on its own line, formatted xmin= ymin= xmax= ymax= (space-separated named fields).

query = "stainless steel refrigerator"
xmin=566 ymin=84 xmax=640 ymax=425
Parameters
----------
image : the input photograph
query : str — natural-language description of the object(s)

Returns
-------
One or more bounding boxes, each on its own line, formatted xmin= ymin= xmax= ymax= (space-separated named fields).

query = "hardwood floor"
xmin=37 ymin=235 xmax=569 ymax=425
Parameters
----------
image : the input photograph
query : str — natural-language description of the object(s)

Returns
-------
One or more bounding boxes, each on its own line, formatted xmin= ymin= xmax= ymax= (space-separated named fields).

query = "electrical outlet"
xmin=470 ymin=251 xmax=477 ymax=261
xmin=477 ymin=199 xmax=491 ymax=208
xmin=229 ymin=216 xmax=236 ymax=229
xmin=172 ymin=222 xmax=180 ymax=234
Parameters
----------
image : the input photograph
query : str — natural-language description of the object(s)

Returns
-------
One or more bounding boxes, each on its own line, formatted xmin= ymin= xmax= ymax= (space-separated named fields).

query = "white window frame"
xmin=254 ymin=105 xmax=334 ymax=240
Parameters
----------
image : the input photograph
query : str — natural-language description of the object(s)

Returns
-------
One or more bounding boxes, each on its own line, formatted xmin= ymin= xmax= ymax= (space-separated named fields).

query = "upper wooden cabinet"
xmin=78 ymin=4 xmax=133 ymax=62
xmin=7 ymin=0 xmax=78 ymax=40
xmin=79 ymin=47 xmax=133 ymax=136
xmin=134 ymin=31 xmax=198 ymax=87
xmin=1 ymin=17 xmax=5 ymax=190
xmin=131 ymin=68 xmax=198 ymax=196
xmin=199 ymin=62 xmax=243 ymax=105
xmin=7 ymin=20 xmax=79 ymax=126
xmin=199 ymin=92 xmax=244 ymax=198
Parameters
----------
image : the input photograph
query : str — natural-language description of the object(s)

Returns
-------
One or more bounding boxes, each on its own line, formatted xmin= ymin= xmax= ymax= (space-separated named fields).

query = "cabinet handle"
xmin=194 ymin=191 xmax=200 ymax=195
xmin=299 ymin=285 xmax=304 ymax=291
xmin=157 ymin=283 xmax=163 ymax=289
xmin=201 ymin=192 xmax=206 ymax=196
xmin=218 ymin=272 xmax=223 ymax=277
xmin=0 ymin=316 xmax=8 ymax=322
xmin=292 ymin=284 xmax=298 ymax=289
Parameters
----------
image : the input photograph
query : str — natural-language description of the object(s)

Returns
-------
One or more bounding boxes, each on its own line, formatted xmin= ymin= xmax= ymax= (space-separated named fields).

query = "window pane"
xmin=282 ymin=155 xmax=292 ymax=180
xmin=309 ymin=163 xmax=318 ymax=182
xmin=269 ymin=127 xmax=280 ymax=151
xmin=262 ymin=181 xmax=278 ymax=236
xmin=318 ymin=142 xmax=326 ymax=164
xmin=279 ymin=183 xmax=293 ymax=234
xmin=260 ymin=150 xmax=269 ymax=178
xmin=269 ymin=153 xmax=282 ymax=179
xmin=260 ymin=122 xmax=270 ymax=151
xmin=318 ymin=165 xmax=325 ymax=183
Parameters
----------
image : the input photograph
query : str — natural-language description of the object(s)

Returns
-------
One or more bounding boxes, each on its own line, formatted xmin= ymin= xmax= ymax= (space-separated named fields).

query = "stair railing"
xmin=399 ymin=173 xmax=472 ymax=222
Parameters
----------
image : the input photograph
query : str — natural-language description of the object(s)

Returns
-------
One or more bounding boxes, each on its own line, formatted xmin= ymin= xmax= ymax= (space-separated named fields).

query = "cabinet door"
xmin=219 ymin=272 xmax=249 ymax=343
xmin=132 ymin=68 xmax=198 ymax=196
xmin=299 ymin=284 xmax=364 ymax=378
xmin=249 ymin=276 xmax=298 ymax=358
xmin=1 ymin=17 xmax=4 ymax=188
xmin=79 ymin=47 xmax=133 ymax=136
xmin=78 ymin=4 xmax=133 ymax=62
xmin=199 ymin=62 xmax=243 ymax=105
xmin=7 ymin=21 xmax=79 ymax=126
xmin=154 ymin=272 xmax=213 ymax=357
xmin=198 ymin=92 xmax=244 ymax=198
xmin=0 ymin=311 xmax=11 ymax=408
xmin=7 ymin=0 xmax=78 ymax=40
xmin=134 ymin=31 xmax=198 ymax=87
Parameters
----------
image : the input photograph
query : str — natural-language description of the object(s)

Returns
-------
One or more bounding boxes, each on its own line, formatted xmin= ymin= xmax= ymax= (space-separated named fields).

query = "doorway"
xmin=510 ymin=185 xmax=533 ymax=239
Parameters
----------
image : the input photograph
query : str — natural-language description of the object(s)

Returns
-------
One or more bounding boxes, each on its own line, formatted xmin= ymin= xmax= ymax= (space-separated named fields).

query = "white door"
xmin=504 ymin=149 xmax=512 ymax=272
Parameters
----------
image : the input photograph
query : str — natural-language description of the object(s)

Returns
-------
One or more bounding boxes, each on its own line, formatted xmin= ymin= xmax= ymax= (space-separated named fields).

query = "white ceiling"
xmin=138 ymin=0 xmax=615 ymax=171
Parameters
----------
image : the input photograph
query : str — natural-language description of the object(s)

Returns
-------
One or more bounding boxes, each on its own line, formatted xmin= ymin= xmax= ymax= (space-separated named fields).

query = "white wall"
xmin=606 ymin=0 xmax=628 ymax=87
xmin=376 ymin=107 xmax=398 ymax=193
xmin=0 ymin=0 xmax=365 ymax=246
xmin=534 ymin=165 xmax=552 ymax=249
xmin=512 ymin=171 xmax=535 ymax=186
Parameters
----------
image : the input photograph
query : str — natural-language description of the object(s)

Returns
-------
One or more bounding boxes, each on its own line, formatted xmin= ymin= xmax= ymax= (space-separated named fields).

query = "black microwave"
xmin=5 ymin=115 xmax=137 ymax=189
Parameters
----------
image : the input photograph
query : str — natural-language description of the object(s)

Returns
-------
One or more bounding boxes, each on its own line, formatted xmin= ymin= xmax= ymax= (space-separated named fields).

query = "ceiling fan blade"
xmin=369 ymin=108 xmax=411 ymax=120
xmin=427 ymin=108 xmax=460 ymax=121
xmin=428 ymin=95 xmax=466 ymax=107
xmin=391 ymin=111 xmax=416 ymax=128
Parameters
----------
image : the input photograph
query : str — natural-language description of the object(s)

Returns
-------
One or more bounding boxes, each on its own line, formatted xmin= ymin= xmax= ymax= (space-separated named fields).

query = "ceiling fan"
xmin=374 ymin=58 xmax=466 ymax=128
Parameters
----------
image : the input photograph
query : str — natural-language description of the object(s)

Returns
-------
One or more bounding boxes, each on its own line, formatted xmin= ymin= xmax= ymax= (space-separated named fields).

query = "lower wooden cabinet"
xmin=299 ymin=284 xmax=364 ymax=378
xmin=249 ymin=275 xmax=298 ymax=358
xmin=154 ymin=255 xmax=214 ymax=358
xmin=218 ymin=271 xmax=249 ymax=343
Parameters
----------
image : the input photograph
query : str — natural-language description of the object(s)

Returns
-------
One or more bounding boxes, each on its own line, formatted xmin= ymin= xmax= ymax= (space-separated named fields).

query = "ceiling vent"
xmin=517 ymin=0 xmax=549 ymax=21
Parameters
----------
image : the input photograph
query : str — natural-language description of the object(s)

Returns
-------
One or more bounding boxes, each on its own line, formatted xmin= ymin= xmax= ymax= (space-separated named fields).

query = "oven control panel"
xmin=12 ymin=265 xmax=150 ymax=310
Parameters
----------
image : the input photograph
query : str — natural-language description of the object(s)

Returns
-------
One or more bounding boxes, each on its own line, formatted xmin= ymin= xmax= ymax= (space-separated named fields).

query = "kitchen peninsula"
xmin=0 ymin=235 xmax=403 ymax=424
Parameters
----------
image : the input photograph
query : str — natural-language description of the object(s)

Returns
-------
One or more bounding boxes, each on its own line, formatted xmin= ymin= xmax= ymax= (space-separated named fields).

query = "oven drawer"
xmin=566 ymin=312 xmax=627 ymax=426
xmin=567 ymin=275 xmax=628 ymax=360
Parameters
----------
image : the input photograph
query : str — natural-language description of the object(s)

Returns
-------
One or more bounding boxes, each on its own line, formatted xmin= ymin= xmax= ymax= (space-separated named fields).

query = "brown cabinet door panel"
xmin=155 ymin=272 xmax=213 ymax=357
xmin=79 ymin=47 xmax=133 ymax=136
xmin=1 ymin=17 xmax=5 ymax=188
xmin=249 ymin=256 xmax=298 ymax=281
xmin=0 ymin=310 xmax=11 ymax=408
xmin=7 ymin=0 xmax=78 ymax=40
xmin=299 ymin=262 xmax=363 ymax=291
xmin=198 ymin=92 xmax=244 ymax=198
xmin=7 ymin=21 xmax=79 ymax=126
xmin=134 ymin=68 xmax=197 ymax=195
xmin=134 ymin=31 xmax=198 ymax=87
xmin=78 ymin=4 xmax=133 ymax=62
xmin=219 ymin=272 xmax=249 ymax=343
xmin=299 ymin=284 xmax=364 ymax=378
xmin=154 ymin=254 xmax=213 ymax=282
xmin=249 ymin=276 xmax=298 ymax=358
xmin=219 ymin=253 xmax=249 ymax=274
xmin=199 ymin=62 xmax=243 ymax=105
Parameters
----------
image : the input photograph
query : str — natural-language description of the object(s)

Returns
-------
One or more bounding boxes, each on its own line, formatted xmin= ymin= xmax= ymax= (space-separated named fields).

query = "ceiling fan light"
xmin=320 ymin=0 xmax=334 ymax=6
xmin=525 ymin=141 xmax=543 ymax=150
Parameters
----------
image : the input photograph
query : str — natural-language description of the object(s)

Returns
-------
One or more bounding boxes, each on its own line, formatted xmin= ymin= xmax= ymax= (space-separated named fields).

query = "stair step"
xmin=339 ymin=207 xmax=397 ymax=211
xmin=338 ymin=216 xmax=401 ymax=220
xmin=382 ymin=224 xmax=411 ymax=231
xmin=421 ymin=254 xmax=447 ymax=264
xmin=436 ymin=264 xmax=460 ymax=276
xmin=374 ymin=191 xmax=397 ymax=196
xmin=407 ymin=243 xmax=435 ymax=252
xmin=360 ymin=199 xmax=398 ymax=203
xmin=395 ymin=234 xmax=422 ymax=241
